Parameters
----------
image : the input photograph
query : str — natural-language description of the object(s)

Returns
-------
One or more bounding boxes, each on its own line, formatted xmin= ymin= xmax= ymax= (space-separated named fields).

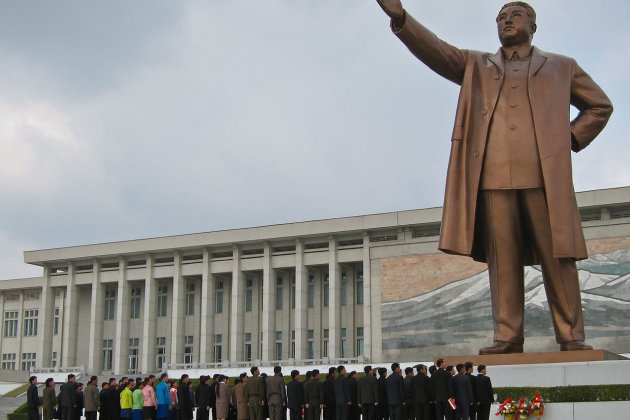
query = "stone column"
xmin=294 ymin=239 xmax=307 ymax=361
xmin=229 ymin=246 xmax=244 ymax=363
xmin=87 ymin=260 xmax=103 ymax=373
xmin=199 ymin=249 xmax=215 ymax=364
xmin=170 ymin=253 xmax=185 ymax=365
xmin=141 ymin=256 xmax=157 ymax=373
xmin=113 ymin=258 xmax=129 ymax=374
xmin=261 ymin=243 xmax=274 ymax=361
xmin=38 ymin=266 xmax=55 ymax=368
xmin=362 ymin=232 xmax=372 ymax=361
xmin=62 ymin=264 xmax=79 ymax=367
xmin=328 ymin=236 xmax=339 ymax=359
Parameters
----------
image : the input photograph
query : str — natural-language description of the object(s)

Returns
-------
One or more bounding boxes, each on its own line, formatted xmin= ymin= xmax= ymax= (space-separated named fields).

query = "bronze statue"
xmin=376 ymin=1 xmax=613 ymax=354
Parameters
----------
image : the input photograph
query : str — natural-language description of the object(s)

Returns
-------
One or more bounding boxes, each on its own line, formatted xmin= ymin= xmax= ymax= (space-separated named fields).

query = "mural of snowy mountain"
xmin=381 ymin=249 xmax=630 ymax=360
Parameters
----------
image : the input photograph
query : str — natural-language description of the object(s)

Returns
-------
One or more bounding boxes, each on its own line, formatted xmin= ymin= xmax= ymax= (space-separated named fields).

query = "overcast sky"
xmin=1 ymin=0 xmax=628 ymax=280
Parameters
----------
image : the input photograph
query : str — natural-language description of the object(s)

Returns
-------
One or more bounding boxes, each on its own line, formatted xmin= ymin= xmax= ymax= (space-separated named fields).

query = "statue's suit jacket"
xmin=392 ymin=14 xmax=613 ymax=263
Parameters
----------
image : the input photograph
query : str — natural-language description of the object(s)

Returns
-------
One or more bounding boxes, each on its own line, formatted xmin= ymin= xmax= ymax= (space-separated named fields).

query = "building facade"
xmin=1 ymin=186 xmax=630 ymax=375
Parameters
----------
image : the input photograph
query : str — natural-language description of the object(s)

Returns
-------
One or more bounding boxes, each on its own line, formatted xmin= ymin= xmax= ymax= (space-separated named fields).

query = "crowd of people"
xmin=26 ymin=359 xmax=493 ymax=420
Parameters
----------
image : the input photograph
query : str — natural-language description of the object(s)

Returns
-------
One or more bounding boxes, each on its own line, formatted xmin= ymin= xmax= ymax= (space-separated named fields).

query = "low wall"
xmin=491 ymin=401 xmax=630 ymax=420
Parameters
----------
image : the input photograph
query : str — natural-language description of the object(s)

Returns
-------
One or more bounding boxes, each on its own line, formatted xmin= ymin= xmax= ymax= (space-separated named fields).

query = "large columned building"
xmin=1 ymin=186 xmax=630 ymax=375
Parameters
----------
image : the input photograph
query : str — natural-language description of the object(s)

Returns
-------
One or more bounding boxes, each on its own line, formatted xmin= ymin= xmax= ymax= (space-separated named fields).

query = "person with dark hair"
xmin=196 ymin=375 xmax=212 ymax=420
xmin=177 ymin=375 xmax=193 ymax=420
xmin=357 ymin=366 xmax=378 ymax=420
xmin=59 ymin=374 xmax=77 ymax=420
xmin=411 ymin=365 xmax=432 ymax=420
xmin=27 ymin=375 xmax=40 ymax=420
xmin=375 ymin=0 xmax=611 ymax=356
xmin=376 ymin=368 xmax=388 ymax=420
xmin=143 ymin=375 xmax=158 ymax=420
xmin=304 ymin=369 xmax=323 ymax=420
xmin=43 ymin=378 xmax=58 ymax=420
xmin=464 ymin=362 xmax=478 ymax=420
xmin=287 ymin=370 xmax=304 ymax=420
xmin=132 ymin=379 xmax=144 ymax=420
xmin=474 ymin=366 xmax=493 ymax=420
xmin=402 ymin=368 xmax=414 ymax=420
xmin=72 ymin=382 xmax=84 ymax=420
xmin=215 ymin=375 xmax=230 ymax=420
xmin=323 ymin=368 xmax=336 ymax=420
xmin=386 ymin=363 xmax=404 ymax=420
xmin=347 ymin=371 xmax=360 ymax=420
xmin=260 ymin=373 xmax=270 ymax=420
xmin=334 ymin=366 xmax=350 ymax=420
xmin=99 ymin=383 xmax=110 ymax=420
xmin=452 ymin=364 xmax=473 ymax=420
xmin=246 ymin=367 xmax=265 ymax=420
xmin=234 ymin=373 xmax=250 ymax=420
xmin=84 ymin=375 xmax=100 ymax=420
xmin=266 ymin=366 xmax=287 ymax=420
xmin=169 ymin=380 xmax=179 ymax=420
xmin=120 ymin=379 xmax=135 ymax=419
xmin=156 ymin=373 xmax=171 ymax=420
xmin=104 ymin=378 xmax=120 ymax=420
xmin=432 ymin=359 xmax=453 ymax=420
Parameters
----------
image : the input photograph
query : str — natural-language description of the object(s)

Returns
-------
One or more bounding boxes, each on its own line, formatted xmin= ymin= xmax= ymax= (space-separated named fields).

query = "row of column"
xmin=38 ymin=235 xmax=373 ymax=374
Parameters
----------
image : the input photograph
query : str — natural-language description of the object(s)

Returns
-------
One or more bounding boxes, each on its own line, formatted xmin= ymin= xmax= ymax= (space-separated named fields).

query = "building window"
xmin=323 ymin=276 xmax=329 ymax=307
xmin=275 ymin=331 xmax=283 ymax=360
xmin=244 ymin=333 xmax=252 ymax=362
xmin=53 ymin=307 xmax=60 ymax=335
xmin=51 ymin=352 xmax=58 ymax=368
xmin=186 ymin=283 xmax=195 ymax=316
xmin=102 ymin=339 xmax=113 ymax=371
xmin=323 ymin=329 xmax=329 ymax=358
xmin=184 ymin=336 xmax=194 ymax=366
xmin=307 ymin=330 xmax=314 ymax=359
xmin=307 ymin=275 xmax=315 ymax=308
xmin=340 ymin=328 xmax=347 ymax=358
xmin=214 ymin=334 xmax=222 ymax=363
xmin=356 ymin=271 xmax=364 ymax=305
xmin=3 ymin=311 xmax=18 ymax=338
xmin=156 ymin=337 xmax=166 ymax=370
xmin=157 ymin=285 xmax=168 ymax=317
xmin=216 ymin=290 xmax=224 ymax=314
xmin=129 ymin=338 xmax=140 ymax=374
xmin=356 ymin=327 xmax=364 ymax=357
xmin=130 ymin=287 xmax=142 ymax=319
xmin=1 ymin=353 xmax=16 ymax=370
xmin=21 ymin=353 xmax=36 ymax=371
xmin=23 ymin=309 xmax=38 ymax=337
xmin=291 ymin=279 xmax=296 ymax=309
xmin=340 ymin=273 xmax=347 ymax=306
xmin=276 ymin=277 xmax=283 ymax=310
xmin=291 ymin=330 xmax=296 ymax=358
xmin=245 ymin=279 xmax=253 ymax=312
xmin=104 ymin=289 xmax=116 ymax=320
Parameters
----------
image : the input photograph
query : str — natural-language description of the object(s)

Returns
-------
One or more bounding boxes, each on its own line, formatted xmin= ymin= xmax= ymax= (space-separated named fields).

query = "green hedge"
xmin=495 ymin=385 xmax=630 ymax=402
xmin=8 ymin=402 xmax=28 ymax=420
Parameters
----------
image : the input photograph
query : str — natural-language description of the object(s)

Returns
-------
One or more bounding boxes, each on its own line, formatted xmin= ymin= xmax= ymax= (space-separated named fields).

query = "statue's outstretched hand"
xmin=376 ymin=0 xmax=404 ymax=21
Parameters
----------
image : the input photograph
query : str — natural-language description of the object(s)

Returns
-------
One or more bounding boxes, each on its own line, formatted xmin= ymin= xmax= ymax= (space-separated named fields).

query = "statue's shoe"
xmin=560 ymin=340 xmax=593 ymax=351
xmin=479 ymin=341 xmax=523 ymax=355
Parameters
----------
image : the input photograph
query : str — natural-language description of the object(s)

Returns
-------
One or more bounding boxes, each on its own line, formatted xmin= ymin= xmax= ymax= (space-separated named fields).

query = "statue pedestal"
xmin=438 ymin=349 xmax=626 ymax=367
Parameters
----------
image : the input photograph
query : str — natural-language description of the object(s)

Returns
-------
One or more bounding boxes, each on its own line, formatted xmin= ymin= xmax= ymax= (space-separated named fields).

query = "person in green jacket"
xmin=133 ymin=379 xmax=145 ymax=420
xmin=121 ymin=379 xmax=136 ymax=419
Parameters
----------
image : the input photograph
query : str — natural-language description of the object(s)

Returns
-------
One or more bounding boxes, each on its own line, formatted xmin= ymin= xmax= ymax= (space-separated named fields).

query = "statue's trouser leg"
xmin=479 ymin=189 xmax=585 ymax=344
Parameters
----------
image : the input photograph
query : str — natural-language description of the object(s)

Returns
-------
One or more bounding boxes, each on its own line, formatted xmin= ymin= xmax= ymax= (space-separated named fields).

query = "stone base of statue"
xmin=438 ymin=349 xmax=626 ymax=367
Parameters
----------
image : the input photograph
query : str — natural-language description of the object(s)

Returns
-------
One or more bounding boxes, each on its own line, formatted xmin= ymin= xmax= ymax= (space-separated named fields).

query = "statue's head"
xmin=496 ymin=2 xmax=537 ymax=47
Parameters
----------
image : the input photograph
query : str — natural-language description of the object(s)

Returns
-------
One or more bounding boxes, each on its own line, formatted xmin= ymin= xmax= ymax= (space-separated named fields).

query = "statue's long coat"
xmin=393 ymin=15 xmax=613 ymax=263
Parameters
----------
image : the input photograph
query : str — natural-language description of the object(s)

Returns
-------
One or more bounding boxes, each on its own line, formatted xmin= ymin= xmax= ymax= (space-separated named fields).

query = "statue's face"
xmin=496 ymin=5 xmax=536 ymax=47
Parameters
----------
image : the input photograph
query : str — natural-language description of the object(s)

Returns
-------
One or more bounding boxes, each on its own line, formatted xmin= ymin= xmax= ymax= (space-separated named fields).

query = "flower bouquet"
xmin=529 ymin=393 xmax=544 ymax=419
xmin=515 ymin=397 xmax=531 ymax=420
xmin=495 ymin=397 xmax=517 ymax=420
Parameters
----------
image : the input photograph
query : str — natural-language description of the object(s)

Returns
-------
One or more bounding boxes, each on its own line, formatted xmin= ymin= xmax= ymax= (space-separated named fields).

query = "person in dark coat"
xmin=402 ymin=368 xmax=414 ymax=420
xmin=98 ymin=383 xmax=110 ymax=420
xmin=334 ymin=366 xmax=351 ymax=420
xmin=71 ymin=382 xmax=84 ymax=420
xmin=452 ymin=365 xmax=473 ymax=420
xmin=59 ymin=374 xmax=78 ymax=420
xmin=287 ymin=370 xmax=305 ymax=420
xmin=196 ymin=375 xmax=212 ymax=420
xmin=376 ymin=368 xmax=389 ymax=420
xmin=304 ymin=369 xmax=324 ymax=420
xmin=347 ymin=372 xmax=360 ymax=420
xmin=432 ymin=360 xmax=453 ymax=420
xmin=474 ymin=366 xmax=493 ymax=420
xmin=357 ymin=366 xmax=378 ymax=420
xmin=386 ymin=363 xmax=404 ymax=420
xmin=323 ymin=368 xmax=336 ymax=420
xmin=209 ymin=374 xmax=219 ymax=420
xmin=464 ymin=362 xmax=478 ymax=420
xmin=177 ymin=374 xmax=194 ymax=420
xmin=27 ymin=375 xmax=41 ymax=420
xmin=411 ymin=365 xmax=433 ymax=420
